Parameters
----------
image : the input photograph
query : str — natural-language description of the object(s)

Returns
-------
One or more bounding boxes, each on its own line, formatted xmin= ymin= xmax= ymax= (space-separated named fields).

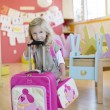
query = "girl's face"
xmin=30 ymin=25 xmax=47 ymax=42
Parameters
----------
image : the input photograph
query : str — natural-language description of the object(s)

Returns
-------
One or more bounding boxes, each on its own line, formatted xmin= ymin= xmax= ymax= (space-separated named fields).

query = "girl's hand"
xmin=59 ymin=74 xmax=67 ymax=81
xmin=27 ymin=39 xmax=33 ymax=45
xmin=26 ymin=36 xmax=33 ymax=45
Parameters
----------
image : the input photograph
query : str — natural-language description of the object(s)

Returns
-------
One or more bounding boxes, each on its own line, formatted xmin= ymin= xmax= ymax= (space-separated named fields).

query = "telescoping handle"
xmin=27 ymin=40 xmax=45 ymax=71
xmin=28 ymin=45 xmax=32 ymax=70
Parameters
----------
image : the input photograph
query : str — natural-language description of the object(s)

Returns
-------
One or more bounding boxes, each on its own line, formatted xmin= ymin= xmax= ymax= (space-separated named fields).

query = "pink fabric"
xmin=63 ymin=36 xmax=71 ymax=58
xmin=53 ymin=34 xmax=71 ymax=58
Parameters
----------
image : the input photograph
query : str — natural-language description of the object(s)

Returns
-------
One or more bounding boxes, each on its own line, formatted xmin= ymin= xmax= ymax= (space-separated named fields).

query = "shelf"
xmin=63 ymin=31 xmax=74 ymax=34
xmin=63 ymin=19 xmax=74 ymax=34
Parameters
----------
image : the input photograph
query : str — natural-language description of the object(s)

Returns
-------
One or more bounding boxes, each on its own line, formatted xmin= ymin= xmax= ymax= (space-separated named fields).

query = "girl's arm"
xmin=56 ymin=50 xmax=66 ymax=80
xmin=59 ymin=63 xmax=66 ymax=80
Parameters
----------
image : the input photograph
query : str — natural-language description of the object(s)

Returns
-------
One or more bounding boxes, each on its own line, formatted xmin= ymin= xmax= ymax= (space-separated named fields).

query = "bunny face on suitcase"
xmin=17 ymin=89 xmax=43 ymax=110
xmin=64 ymin=84 xmax=75 ymax=102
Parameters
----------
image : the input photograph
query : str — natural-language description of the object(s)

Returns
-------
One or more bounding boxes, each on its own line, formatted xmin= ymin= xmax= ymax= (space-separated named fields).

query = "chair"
xmin=69 ymin=34 xmax=103 ymax=103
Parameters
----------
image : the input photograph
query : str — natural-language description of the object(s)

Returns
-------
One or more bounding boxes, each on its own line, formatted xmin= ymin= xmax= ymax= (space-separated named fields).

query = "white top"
xmin=23 ymin=50 xmax=65 ymax=66
xmin=56 ymin=50 xmax=65 ymax=66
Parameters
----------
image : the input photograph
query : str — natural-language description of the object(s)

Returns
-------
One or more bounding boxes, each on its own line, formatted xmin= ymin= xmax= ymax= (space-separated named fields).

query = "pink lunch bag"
xmin=57 ymin=78 xmax=79 ymax=109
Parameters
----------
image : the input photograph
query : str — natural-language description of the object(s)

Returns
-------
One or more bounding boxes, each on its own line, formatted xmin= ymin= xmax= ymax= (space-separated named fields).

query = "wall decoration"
xmin=12 ymin=17 xmax=23 ymax=25
xmin=9 ymin=36 xmax=16 ymax=46
xmin=0 ymin=15 xmax=11 ymax=24
xmin=0 ymin=8 xmax=63 ymax=52
xmin=43 ymin=6 xmax=64 ymax=27
xmin=80 ymin=26 xmax=96 ymax=55
xmin=0 ymin=5 xmax=9 ymax=15
xmin=8 ymin=8 xmax=20 ymax=17
xmin=0 ymin=0 xmax=62 ymax=63
xmin=20 ymin=6 xmax=35 ymax=11
xmin=37 ymin=0 xmax=53 ymax=8
xmin=74 ymin=20 xmax=110 ymax=56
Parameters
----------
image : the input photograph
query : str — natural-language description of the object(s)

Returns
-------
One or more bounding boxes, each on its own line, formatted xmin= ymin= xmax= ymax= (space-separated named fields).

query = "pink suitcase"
xmin=11 ymin=71 xmax=57 ymax=110
xmin=10 ymin=41 xmax=58 ymax=110
xmin=57 ymin=78 xmax=79 ymax=109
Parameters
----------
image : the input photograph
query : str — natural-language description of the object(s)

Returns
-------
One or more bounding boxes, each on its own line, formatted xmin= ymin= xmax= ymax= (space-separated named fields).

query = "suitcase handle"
xmin=27 ymin=40 xmax=46 ymax=72
xmin=25 ymin=70 xmax=40 ymax=76
xmin=27 ymin=40 xmax=45 ymax=46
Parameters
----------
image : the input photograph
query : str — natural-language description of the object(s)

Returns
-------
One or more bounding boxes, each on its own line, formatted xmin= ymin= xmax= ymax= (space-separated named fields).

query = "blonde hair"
xmin=29 ymin=17 xmax=54 ymax=46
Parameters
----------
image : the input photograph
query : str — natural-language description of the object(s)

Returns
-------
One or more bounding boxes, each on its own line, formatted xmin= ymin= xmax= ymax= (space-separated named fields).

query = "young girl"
xmin=24 ymin=17 xmax=66 ymax=81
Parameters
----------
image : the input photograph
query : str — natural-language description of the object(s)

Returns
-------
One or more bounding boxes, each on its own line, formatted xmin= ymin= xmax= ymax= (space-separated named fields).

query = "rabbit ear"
xmin=26 ymin=93 xmax=34 ymax=103
xmin=22 ymin=89 xmax=34 ymax=103
xmin=22 ymin=89 xmax=29 ymax=94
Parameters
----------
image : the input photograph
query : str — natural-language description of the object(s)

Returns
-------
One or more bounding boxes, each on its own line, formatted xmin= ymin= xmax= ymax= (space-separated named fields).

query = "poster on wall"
xmin=0 ymin=5 xmax=64 ymax=47
xmin=42 ymin=6 xmax=64 ymax=27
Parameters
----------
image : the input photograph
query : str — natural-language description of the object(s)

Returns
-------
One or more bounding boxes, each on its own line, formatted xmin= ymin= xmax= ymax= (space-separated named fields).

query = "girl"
xmin=24 ymin=17 xmax=66 ymax=81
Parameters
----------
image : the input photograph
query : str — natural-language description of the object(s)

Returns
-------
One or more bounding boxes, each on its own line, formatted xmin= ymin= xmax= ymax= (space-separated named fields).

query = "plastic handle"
xmin=27 ymin=40 xmax=45 ymax=46
xmin=25 ymin=70 xmax=39 ymax=76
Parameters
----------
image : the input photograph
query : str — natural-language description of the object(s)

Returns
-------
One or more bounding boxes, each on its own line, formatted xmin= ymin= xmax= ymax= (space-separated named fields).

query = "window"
xmin=74 ymin=0 xmax=107 ymax=21
xmin=73 ymin=0 xmax=83 ymax=22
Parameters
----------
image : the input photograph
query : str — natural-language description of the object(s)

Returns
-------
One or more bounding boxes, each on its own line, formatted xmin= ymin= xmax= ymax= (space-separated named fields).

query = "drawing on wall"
xmin=0 ymin=5 xmax=64 ymax=46
xmin=0 ymin=5 xmax=9 ymax=15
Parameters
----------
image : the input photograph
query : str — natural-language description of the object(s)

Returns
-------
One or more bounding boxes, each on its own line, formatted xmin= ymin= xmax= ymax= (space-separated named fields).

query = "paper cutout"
xmin=42 ymin=8 xmax=64 ymax=27
xmin=0 ymin=5 xmax=9 ymax=15
xmin=12 ymin=25 xmax=24 ymax=33
xmin=16 ymin=33 xmax=26 ymax=43
xmin=1 ymin=24 xmax=12 ymax=32
xmin=20 ymin=6 xmax=35 ymax=11
xmin=35 ymin=12 xmax=45 ymax=18
xmin=80 ymin=26 xmax=96 ymax=55
xmin=12 ymin=17 xmax=23 ymax=24
xmin=9 ymin=36 xmax=16 ymax=46
xmin=28 ymin=13 xmax=36 ymax=19
xmin=99 ymin=25 xmax=107 ymax=52
xmin=24 ymin=24 xmax=29 ymax=37
xmin=0 ymin=15 xmax=11 ymax=24
xmin=20 ymin=12 xmax=28 ymax=18
xmin=100 ymin=25 xmax=105 ymax=34
xmin=8 ymin=8 xmax=20 ymax=17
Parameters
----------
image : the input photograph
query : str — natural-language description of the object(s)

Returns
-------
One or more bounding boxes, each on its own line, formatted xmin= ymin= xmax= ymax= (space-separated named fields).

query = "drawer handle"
xmin=80 ymin=70 xmax=87 ymax=76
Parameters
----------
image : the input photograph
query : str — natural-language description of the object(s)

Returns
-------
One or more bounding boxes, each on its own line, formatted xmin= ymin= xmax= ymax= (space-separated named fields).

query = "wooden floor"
xmin=0 ymin=63 xmax=110 ymax=110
